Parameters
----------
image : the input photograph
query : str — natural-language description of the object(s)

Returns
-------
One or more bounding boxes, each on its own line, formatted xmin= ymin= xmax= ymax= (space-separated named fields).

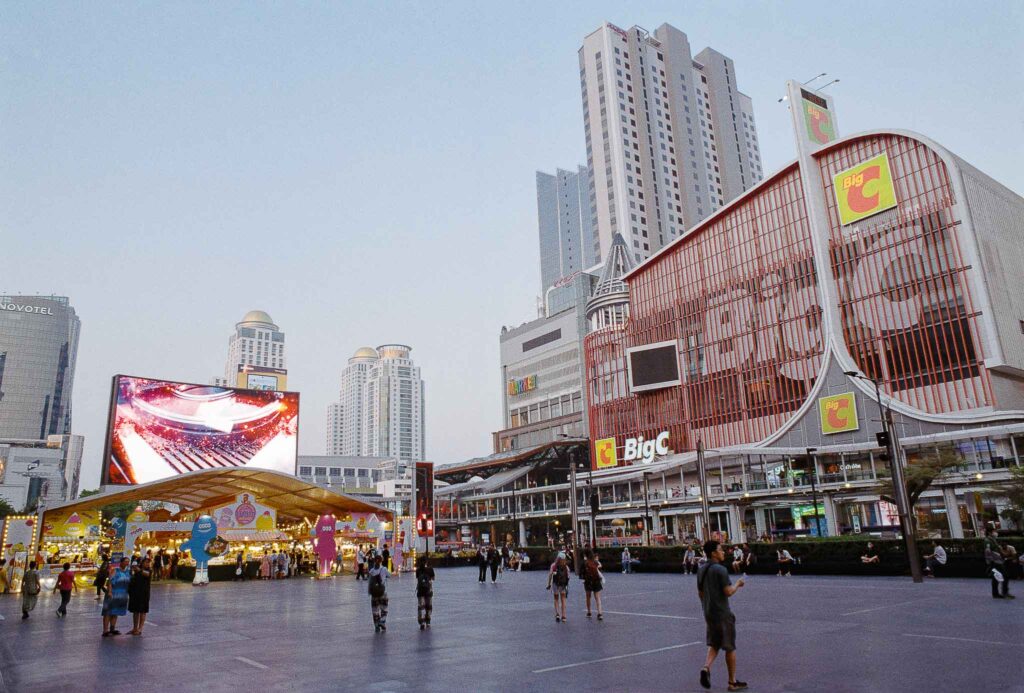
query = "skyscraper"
xmin=326 ymin=345 xmax=424 ymax=475
xmin=0 ymin=295 xmax=80 ymax=439
xmin=213 ymin=310 xmax=287 ymax=390
xmin=579 ymin=22 xmax=763 ymax=264
xmin=536 ymin=166 xmax=599 ymax=292
xmin=325 ymin=347 xmax=378 ymax=455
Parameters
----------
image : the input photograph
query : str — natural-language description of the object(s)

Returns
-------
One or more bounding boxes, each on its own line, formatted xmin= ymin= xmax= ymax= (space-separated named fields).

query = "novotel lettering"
xmin=507 ymin=375 xmax=537 ymax=396
xmin=623 ymin=431 xmax=670 ymax=464
xmin=0 ymin=303 xmax=54 ymax=316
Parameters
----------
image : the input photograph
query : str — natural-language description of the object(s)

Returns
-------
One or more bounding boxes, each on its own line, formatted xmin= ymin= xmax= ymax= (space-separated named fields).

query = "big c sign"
xmin=819 ymin=392 xmax=859 ymax=434
xmin=594 ymin=437 xmax=618 ymax=469
xmin=833 ymin=152 xmax=898 ymax=225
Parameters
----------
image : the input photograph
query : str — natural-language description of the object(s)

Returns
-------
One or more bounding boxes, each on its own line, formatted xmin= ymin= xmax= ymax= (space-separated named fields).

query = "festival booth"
xmin=42 ymin=467 xmax=392 ymax=584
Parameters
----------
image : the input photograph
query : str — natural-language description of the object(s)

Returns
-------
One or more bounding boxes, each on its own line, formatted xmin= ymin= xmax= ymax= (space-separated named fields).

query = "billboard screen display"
xmin=103 ymin=375 xmax=299 ymax=485
xmin=626 ymin=340 xmax=681 ymax=393
xmin=246 ymin=374 xmax=279 ymax=391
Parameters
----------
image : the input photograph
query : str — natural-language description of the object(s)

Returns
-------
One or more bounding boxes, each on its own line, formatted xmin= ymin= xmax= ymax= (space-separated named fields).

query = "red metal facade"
xmin=585 ymin=134 xmax=993 ymax=466
xmin=817 ymin=134 xmax=992 ymax=413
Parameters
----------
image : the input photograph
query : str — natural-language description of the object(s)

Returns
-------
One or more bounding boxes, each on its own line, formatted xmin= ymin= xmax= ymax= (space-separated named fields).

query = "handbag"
xmin=235 ymin=567 xmax=242 ymax=576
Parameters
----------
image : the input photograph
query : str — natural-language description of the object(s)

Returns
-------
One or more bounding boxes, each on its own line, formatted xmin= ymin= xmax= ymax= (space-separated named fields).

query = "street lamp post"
xmin=806 ymin=447 xmax=823 ymax=537
xmin=696 ymin=439 xmax=711 ymax=540
xmin=642 ymin=472 xmax=653 ymax=546
xmin=844 ymin=370 xmax=924 ymax=583
xmin=556 ymin=434 xmax=583 ymax=574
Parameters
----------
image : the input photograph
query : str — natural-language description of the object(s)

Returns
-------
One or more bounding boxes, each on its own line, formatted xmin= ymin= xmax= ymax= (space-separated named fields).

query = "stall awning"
xmin=45 ymin=468 xmax=391 ymax=525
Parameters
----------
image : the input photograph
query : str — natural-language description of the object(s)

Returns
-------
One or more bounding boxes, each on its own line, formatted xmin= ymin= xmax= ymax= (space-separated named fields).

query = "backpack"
xmin=369 ymin=571 xmax=386 ymax=598
xmin=417 ymin=570 xmax=432 ymax=595
xmin=553 ymin=565 xmax=569 ymax=587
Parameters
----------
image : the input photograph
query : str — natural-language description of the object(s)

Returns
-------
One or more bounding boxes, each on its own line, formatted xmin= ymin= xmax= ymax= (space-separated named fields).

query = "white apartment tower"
xmin=213 ymin=310 xmax=286 ymax=387
xmin=326 ymin=345 xmax=425 ymax=473
xmin=579 ymin=22 xmax=763 ymax=264
xmin=325 ymin=347 xmax=378 ymax=455
xmin=536 ymin=166 xmax=599 ymax=292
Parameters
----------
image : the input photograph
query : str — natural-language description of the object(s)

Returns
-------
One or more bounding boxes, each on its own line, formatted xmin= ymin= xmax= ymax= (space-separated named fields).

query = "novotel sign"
xmin=0 ymin=302 xmax=55 ymax=316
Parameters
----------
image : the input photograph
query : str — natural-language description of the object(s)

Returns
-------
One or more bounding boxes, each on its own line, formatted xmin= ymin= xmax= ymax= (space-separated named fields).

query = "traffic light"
xmin=590 ymin=491 xmax=600 ymax=515
xmin=875 ymin=431 xmax=891 ymax=448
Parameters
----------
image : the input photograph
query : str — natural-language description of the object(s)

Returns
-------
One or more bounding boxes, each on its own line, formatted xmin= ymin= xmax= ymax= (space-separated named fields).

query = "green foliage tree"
xmin=77 ymin=488 xmax=137 ymax=521
xmin=999 ymin=465 xmax=1024 ymax=530
xmin=0 ymin=497 xmax=17 ymax=518
xmin=877 ymin=447 xmax=962 ymax=532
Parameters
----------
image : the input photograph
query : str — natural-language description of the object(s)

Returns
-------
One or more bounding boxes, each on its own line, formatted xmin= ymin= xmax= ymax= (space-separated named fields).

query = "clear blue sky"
xmin=2 ymin=1 xmax=1021 ymax=491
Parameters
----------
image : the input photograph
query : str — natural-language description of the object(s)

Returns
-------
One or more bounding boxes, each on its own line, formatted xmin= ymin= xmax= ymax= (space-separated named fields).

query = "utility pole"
xmin=642 ymin=472 xmax=652 ymax=546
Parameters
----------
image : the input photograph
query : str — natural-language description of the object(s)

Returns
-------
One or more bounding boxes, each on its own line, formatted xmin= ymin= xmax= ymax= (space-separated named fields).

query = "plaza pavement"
xmin=0 ymin=566 xmax=1021 ymax=692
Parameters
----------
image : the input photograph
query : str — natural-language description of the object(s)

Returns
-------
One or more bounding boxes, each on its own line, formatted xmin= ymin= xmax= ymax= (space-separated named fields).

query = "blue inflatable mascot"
xmin=181 ymin=515 xmax=221 ymax=585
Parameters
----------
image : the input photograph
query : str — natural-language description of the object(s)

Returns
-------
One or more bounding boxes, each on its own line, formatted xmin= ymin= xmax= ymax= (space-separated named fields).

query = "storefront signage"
xmin=595 ymin=437 xmax=618 ymax=469
xmin=1 ymin=516 xmax=36 ymax=561
xmin=507 ymin=375 xmax=537 ymax=396
xmin=802 ymin=98 xmax=835 ymax=145
xmin=212 ymin=493 xmax=276 ymax=531
xmin=624 ymin=431 xmax=670 ymax=464
xmin=0 ymin=303 xmax=54 ymax=315
xmin=42 ymin=510 xmax=101 ymax=540
xmin=833 ymin=152 xmax=898 ymax=225
xmin=819 ymin=392 xmax=859 ymax=434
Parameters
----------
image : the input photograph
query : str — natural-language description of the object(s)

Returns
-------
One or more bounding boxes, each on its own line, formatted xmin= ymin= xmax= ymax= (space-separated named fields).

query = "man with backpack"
xmin=697 ymin=540 xmax=747 ymax=691
xmin=367 ymin=555 xmax=390 ymax=632
xmin=415 ymin=555 xmax=435 ymax=629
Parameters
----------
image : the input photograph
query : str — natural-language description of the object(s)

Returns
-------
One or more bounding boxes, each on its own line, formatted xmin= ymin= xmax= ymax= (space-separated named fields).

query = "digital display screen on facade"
xmin=103 ymin=375 xmax=299 ymax=485
xmin=627 ymin=341 xmax=682 ymax=392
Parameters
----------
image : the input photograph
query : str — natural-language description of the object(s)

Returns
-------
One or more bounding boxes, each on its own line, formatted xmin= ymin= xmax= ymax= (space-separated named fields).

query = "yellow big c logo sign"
xmin=819 ymin=392 xmax=859 ymax=435
xmin=595 ymin=437 xmax=618 ymax=469
xmin=833 ymin=152 xmax=897 ymax=225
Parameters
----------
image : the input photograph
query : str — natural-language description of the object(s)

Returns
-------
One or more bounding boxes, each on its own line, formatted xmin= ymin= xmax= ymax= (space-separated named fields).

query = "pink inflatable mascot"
xmin=313 ymin=514 xmax=337 ymax=576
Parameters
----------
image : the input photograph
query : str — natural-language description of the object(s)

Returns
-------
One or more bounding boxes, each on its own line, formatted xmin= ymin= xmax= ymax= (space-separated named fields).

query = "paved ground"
xmin=0 ymin=567 xmax=1021 ymax=692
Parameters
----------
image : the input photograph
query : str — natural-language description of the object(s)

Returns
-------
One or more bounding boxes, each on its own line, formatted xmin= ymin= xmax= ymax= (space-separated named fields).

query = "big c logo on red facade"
xmin=833 ymin=152 xmax=898 ymax=225
xmin=819 ymin=392 xmax=859 ymax=434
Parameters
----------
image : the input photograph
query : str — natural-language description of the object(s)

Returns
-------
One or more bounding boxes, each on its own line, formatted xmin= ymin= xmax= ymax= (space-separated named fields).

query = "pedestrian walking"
xmin=152 ymin=549 xmax=164 ymax=582
xmin=356 ymin=546 xmax=367 ymax=580
xmin=984 ymin=529 xmax=1013 ymax=599
xmin=546 ymin=552 xmax=570 ymax=623
xmin=54 ymin=562 xmax=77 ymax=617
xmin=488 ymin=545 xmax=500 ymax=583
xmin=0 ymin=559 xmax=8 ymax=594
xmin=416 ymin=555 xmax=435 ymax=630
xmin=260 ymin=552 xmax=271 ymax=579
xmin=93 ymin=554 xmax=109 ymax=600
xmin=368 ymin=556 xmax=390 ymax=632
xmin=697 ymin=540 xmax=747 ymax=691
xmin=128 ymin=556 xmax=152 ymax=635
xmin=102 ymin=557 xmax=131 ymax=637
xmin=381 ymin=544 xmax=391 ymax=573
xmin=581 ymin=549 xmax=604 ymax=620
xmin=234 ymin=551 xmax=246 ymax=581
xmin=622 ymin=547 xmax=632 ymax=574
xmin=683 ymin=545 xmax=697 ymax=574
xmin=20 ymin=561 xmax=41 ymax=619
xmin=168 ymin=551 xmax=179 ymax=580
xmin=477 ymin=546 xmax=488 ymax=583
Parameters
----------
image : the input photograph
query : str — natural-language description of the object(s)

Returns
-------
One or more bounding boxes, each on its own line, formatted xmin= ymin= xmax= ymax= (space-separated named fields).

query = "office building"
xmin=537 ymin=166 xmax=598 ymax=292
xmin=579 ymin=22 xmax=763 ymax=265
xmin=296 ymin=454 xmax=391 ymax=493
xmin=0 ymin=435 xmax=84 ymax=509
xmin=0 ymin=295 xmax=81 ymax=440
xmin=326 ymin=345 xmax=425 ymax=474
xmin=213 ymin=310 xmax=287 ymax=390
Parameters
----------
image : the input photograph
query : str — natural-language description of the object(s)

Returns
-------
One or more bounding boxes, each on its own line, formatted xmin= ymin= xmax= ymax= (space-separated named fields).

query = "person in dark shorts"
xmin=697 ymin=539 xmax=747 ymax=691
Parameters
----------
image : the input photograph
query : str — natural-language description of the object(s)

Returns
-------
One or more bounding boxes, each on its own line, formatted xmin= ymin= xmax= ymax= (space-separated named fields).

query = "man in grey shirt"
xmin=697 ymin=539 xmax=747 ymax=691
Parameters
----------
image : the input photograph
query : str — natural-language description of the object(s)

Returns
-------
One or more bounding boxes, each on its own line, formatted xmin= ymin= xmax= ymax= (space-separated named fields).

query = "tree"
xmin=877 ymin=446 xmax=962 ymax=532
xmin=78 ymin=488 xmax=137 ymax=521
xmin=999 ymin=465 xmax=1024 ymax=530
xmin=0 ymin=497 xmax=17 ymax=518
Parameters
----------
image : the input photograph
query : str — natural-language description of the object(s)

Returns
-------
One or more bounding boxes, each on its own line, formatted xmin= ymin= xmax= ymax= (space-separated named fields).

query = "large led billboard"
xmin=103 ymin=375 xmax=299 ymax=485
xmin=626 ymin=340 xmax=682 ymax=393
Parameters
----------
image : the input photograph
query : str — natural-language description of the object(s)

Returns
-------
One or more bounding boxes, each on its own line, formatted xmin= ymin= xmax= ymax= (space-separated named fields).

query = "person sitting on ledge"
xmin=860 ymin=542 xmax=881 ymax=564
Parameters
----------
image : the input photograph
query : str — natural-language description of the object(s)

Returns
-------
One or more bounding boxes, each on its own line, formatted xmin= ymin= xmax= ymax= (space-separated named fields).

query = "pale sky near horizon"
xmin=2 ymin=1 xmax=1022 ymax=492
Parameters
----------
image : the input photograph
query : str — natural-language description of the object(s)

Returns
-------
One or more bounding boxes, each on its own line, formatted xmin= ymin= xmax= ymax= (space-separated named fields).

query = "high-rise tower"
xmin=213 ymin=310 xmax=287 ymax=390
xmin=537 ymin=166 xmax=599 ymax=291
xmin=579 ymin=22 xmax=763 ymax=264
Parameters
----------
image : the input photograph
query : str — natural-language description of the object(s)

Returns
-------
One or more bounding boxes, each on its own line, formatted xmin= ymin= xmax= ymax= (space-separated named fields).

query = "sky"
xmin=2 ymin=1 xmax=1022 ymax=492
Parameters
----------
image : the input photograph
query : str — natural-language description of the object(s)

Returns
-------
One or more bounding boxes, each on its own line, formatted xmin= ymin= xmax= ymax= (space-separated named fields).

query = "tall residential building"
xmin=0 ymin=295 xmax=80 ymax=439
xmin=326 ymin=345 xmax=425 ymax=474
xmin=579 ymin=22 xmax=763 ymax=264
xmin=325 ymin=347 xmax=379 ymax=455
xmin=537 ymin=166 xmax=598 ymax=292
xmin=212 ymin=310 xmax=287 ymax=390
